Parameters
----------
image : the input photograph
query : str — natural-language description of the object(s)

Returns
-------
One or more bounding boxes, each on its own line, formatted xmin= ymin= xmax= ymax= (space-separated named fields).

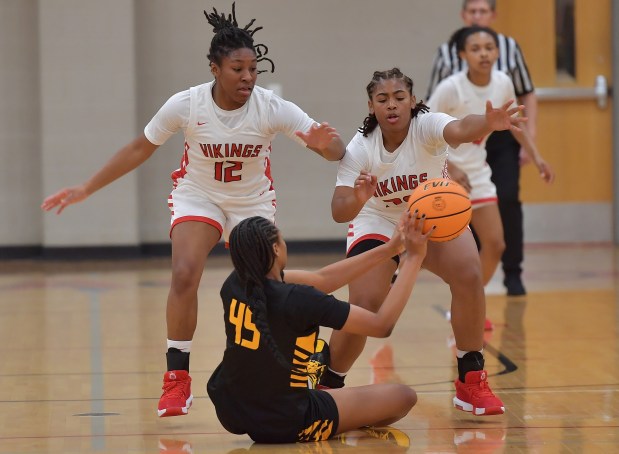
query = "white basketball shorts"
xmin=346 ymin=212 xmax=398 ymax=255
xmin=468 ymin=163 xmax=497 ymax=208
xmin=168 ymin=183 xmax=276 ymax=242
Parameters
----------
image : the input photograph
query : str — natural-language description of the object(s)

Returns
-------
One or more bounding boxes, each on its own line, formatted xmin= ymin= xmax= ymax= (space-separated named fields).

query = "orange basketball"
xmin=407 ymin=178 xmax=472 ymax=242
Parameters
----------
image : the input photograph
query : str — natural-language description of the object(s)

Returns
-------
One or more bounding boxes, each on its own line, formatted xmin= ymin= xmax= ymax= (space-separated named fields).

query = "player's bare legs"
xmin=327 ymin=258 xmax=397 ymax=377
xmin=167 ymin=221 xmax=221 ymax=341
xmin=470 ymin=204 xmax=505 ymax=286
xmin=424 ymin=229 xmax=504 ymax=415
xmin=326 ymin=384 xmax=417 ymax=434
xmin=158 ymin=221 xmax=220 ymax=417
xmin=423 ymin=229 xmax=485 ymax=348
xmin=325 ymin=232 xmax=483 ymax=382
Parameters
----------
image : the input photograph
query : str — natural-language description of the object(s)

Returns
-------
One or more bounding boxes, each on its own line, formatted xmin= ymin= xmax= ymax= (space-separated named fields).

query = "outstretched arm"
xmin=285 ymin=210 xmax=408 ymax=293
xmin=41 ymin=134 xmax=159 ymax=214
xmin=341 ymin=213 xmax=432 ymax=337
xmin=443 ymin=100 xmax=526 ymax=148
xmin=295 ymin=122 xmax=345 ymax=161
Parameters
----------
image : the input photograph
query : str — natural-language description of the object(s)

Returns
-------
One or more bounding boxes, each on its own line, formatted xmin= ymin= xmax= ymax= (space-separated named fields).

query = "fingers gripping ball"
xmin=407 ymin=178 xmax=472 ymax=242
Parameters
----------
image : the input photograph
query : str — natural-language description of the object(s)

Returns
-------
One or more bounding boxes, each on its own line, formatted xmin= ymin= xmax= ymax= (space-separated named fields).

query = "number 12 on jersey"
xmin=214 ymin=161 xmax=243 ymax=182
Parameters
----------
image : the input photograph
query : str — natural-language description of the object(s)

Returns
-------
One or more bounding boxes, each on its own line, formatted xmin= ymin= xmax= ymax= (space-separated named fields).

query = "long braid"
xmin=359 ymin=68 xmax=430 ymax=137
xmin=204 ymin=2 xmax=274 ymax=74
xmin=229 ymin=217 xmax=300 ymax=373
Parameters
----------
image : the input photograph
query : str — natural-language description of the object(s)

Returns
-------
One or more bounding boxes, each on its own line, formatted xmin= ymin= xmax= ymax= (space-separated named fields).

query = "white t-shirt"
xmin=336 ymin=112 xmax=455 ymax=222
xmin=427 ymin=71 xmax=516 ymax=174
xmin=144 ymin=81 xmax=315 ymax=201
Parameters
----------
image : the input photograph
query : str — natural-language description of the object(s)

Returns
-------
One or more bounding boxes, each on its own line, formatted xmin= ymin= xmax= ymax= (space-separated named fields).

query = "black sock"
xmin=319 ymin=369 xmax=346 ymax=388
xmin=457 ymin=351 xmax=485 ymax=382
xmin=166 ymin=348 xmax=190 ymax=372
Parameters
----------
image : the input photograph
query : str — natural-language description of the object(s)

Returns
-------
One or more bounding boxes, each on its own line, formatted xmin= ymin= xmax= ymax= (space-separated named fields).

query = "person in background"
xmin=427 ymin=0 xmax=538 ymax=296
xmin=427 ymin=25 xmax=554 ymax=292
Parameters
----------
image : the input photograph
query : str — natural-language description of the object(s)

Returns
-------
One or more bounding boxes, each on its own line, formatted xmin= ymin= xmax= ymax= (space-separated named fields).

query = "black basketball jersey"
xmin=207 ymin=270 xmax=350 ymax=442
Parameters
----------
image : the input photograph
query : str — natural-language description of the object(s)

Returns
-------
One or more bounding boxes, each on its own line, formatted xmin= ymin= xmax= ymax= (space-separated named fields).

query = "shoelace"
xmin=162 ymin=379 xmax=187 ymax=400
xmin=363 ymin=428 xmax=387 ymax=440
xmin=472 ymin=378 xmax=496 ymax=398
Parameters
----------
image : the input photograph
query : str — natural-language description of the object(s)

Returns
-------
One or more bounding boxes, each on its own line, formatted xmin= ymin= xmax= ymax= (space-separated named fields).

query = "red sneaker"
xmin=158 ymin=370 xmax=193 ymax=417
xmin=453 ymin=370 xmax=505 ymax=416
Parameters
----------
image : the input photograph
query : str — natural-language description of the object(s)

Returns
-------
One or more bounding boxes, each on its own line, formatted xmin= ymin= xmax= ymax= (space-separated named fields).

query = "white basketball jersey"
xmin=145 ymin=81 xmax=314 ymax=205
xmin=336 ymin=112 xmax=455 ymax=223
xmin=427 ymin=71 xmax=516 ymax=174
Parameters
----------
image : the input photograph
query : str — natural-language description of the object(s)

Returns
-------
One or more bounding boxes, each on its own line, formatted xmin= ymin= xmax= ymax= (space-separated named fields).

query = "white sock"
xmin=327 ymin=367 xmax=347 ymax=377
xmin=167 ymin=339 xmax=192 ymax=353
xmin=456 ymin=348 xmax=483 ymax=359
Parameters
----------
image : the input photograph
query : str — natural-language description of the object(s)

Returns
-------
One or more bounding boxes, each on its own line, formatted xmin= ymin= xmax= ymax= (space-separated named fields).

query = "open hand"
xmin=403 ymin=210 xmax=434 ymax=259
xmin=295 ymin=122 xmax=340 ymax=150
xmin=41 ymin=185 xmax=88 ymax=214
xmin=353 ymin=171 xmax=377 ymax=204
xmin=485 ymin=100 xmax=526 ymax=133
xmin=391 ymin=210 xmax=434 ymax=259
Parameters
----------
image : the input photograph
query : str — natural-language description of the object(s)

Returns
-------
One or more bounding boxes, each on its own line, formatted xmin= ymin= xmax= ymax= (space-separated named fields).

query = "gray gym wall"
xmin=1 ymin=0 xmax=607 ymax=252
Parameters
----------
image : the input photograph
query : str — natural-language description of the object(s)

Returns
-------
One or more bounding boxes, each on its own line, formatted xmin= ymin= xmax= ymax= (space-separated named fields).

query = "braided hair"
xmin=449 ymin=25 xmax=499 ymax=52
xmin=204 ymin=2 xmax=274 ymax=74
xmin=229 ymin=216 xmax=300 ymax=373
xmin=360 ymin=68 xmax=430 ymax=137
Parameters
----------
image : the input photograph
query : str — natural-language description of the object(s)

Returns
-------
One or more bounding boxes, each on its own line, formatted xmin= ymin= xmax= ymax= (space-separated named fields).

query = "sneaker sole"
xmin=453 ymin=396 xmax=505 ymax=416
xmin=158 ymin=407 xmax=188 ymax=417
xmin=157 ymin=394 xmax=193 ymax=417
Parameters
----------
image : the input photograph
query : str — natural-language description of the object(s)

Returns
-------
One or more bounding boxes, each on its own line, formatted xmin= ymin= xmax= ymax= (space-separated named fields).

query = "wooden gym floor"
xmin=0 ymin=243 xmax=617 ymax=453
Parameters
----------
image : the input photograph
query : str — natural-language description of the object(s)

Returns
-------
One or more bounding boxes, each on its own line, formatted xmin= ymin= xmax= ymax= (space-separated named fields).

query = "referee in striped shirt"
xmin=426 ymin=0 xmax=537 ymax=296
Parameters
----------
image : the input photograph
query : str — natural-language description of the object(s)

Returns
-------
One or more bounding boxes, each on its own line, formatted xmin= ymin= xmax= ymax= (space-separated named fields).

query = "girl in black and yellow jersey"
xmin=207 ymin=211 xmax=432 ymax=443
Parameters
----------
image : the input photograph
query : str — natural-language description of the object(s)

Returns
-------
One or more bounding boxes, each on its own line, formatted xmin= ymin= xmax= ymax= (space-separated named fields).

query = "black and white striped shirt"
xmin=426 ymin=33 xmax=534 ymax=100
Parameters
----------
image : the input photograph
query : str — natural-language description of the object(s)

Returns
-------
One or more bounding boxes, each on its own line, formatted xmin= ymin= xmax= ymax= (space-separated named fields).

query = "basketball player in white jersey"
xmin=315 ymin=68 xmax=527 ymax=417
xmin=428 ymin=26 xmax=554 ymax=289
xmin=41 ymin=4 xmax=345 ymax=418
xmin=428 ymin=0 xmax=540 ymax=297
